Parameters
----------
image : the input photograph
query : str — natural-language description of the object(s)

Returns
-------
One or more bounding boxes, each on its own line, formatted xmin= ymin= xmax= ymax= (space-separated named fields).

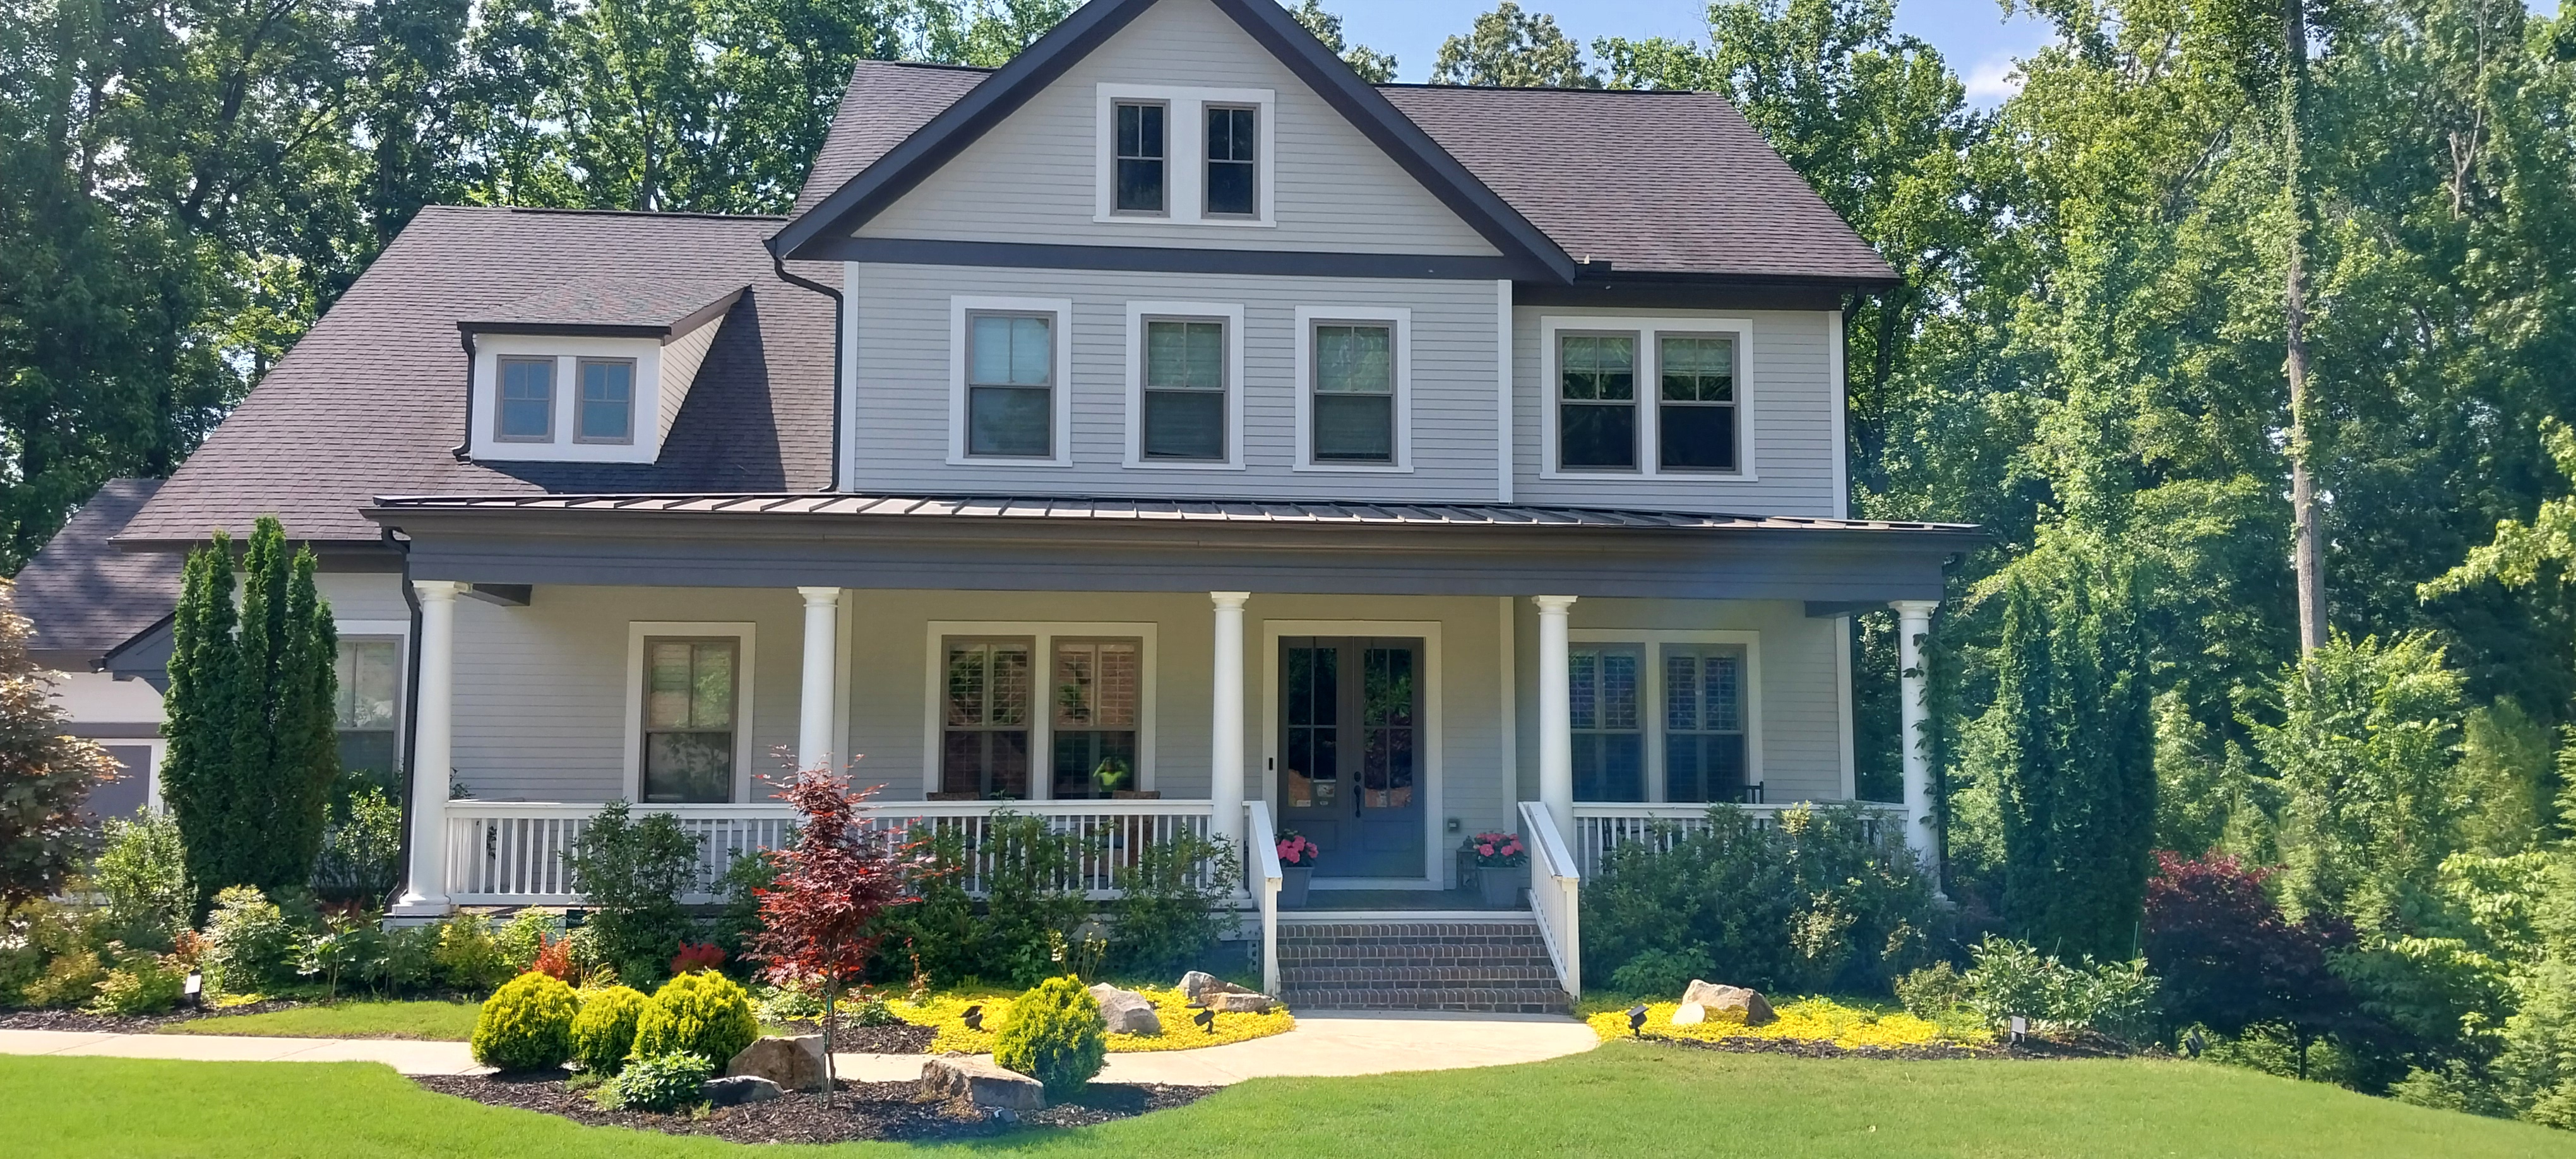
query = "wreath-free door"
xmin=1278 ymin=637 xmax=1424 ymax=879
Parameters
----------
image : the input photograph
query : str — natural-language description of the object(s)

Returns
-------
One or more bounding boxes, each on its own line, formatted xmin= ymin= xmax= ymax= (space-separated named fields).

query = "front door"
xmin=1278 ymin=637 xmax=1424 ymax=878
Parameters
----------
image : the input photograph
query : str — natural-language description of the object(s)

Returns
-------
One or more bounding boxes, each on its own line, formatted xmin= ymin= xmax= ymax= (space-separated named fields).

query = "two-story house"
xmin=59 ymin=0 xmax=1973 ymax=1009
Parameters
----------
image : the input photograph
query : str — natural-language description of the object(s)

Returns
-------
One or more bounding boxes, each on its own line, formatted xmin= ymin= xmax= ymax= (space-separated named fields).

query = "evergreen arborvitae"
xmin=160 ymin=517 xmax=340 ymax=912
xmin=0 ymin=579 xmax=123 ymax=910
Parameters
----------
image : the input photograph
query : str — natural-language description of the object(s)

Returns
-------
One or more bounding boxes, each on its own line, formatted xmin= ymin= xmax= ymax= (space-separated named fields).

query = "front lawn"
xmin=157 ymin=1000 xmax=482 ymax=1041
xmin=9 ymin=1041 xmax=2572 ymax=1156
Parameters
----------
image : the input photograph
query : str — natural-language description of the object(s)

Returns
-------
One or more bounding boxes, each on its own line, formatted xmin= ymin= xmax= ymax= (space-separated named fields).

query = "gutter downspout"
xmin=454 ymin=331 xmax=476 ymax=462
xmin=385 ymin=526 xmax=426 ymax=911
xmin=769 ymin=247 xmax=845 ymax=490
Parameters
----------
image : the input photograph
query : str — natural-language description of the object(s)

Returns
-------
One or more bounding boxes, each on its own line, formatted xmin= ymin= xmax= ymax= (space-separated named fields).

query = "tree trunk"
xmin=822 ymin=979 xmax=838 ymax=1107
xmin=2283 ymin=0 xmax=2327 ymax=655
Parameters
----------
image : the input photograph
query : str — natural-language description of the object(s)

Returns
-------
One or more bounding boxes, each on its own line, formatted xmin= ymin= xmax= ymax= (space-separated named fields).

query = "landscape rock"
xmin=1680 ymin=980 xmax=1775 ymax=1026
xmin=726 ymin=1035 xmax=827 ymax=1092
xmin=1671 ymin=1002 xmax=1707 ymax=1026
xmin=1178 ymin=971 xmax=1252 ymax=1006
xmin=1088 ymin=984 xmax=1164 ymax=1036
xmin=698 ymin=1076 xmax=782 ymax=1107
xmin=1208 ymin=991 xmax=1275 ymax=1014
xmin=920 ymin=1055 xmax=1046 ymax=1112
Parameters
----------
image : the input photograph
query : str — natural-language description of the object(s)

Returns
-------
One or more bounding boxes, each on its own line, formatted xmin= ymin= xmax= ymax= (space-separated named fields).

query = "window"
xmin=1049 ymin=639 xmax=1140 ymax=799
xmin=943 ymin=638 xmax=1031 ymax=798
xmin=575 ymin=358 xmax=634 ymax=444
xmin=1659 ymin=335 xmax=1738 ymax=472
xmin=1205 ymin=105 xmax=1256 ymax=217
xmin=1114 ymin=101 xmax=1166 ymax=213
xmin=1558 ymin=334 xmax=1637 ymax=470
xmin=641 ymin=638 xmax=736 ymax=803
xmin=496 ymin=358 xmax=554 ymax=441
xmin=1664 ymin=645 xmax=1748 ymax=802
xmin=1311 ymin=323 xmax=1394 ymax=463
xmin=335 ymin=639 xmax=401 ymax=790
xmin=966 ymin=313 xmax=1054 ymax=457
xmin=1141 ymin=319 xmax=1225 ymax=460
xmin=1570 ymin=645 xmax=1643 ymax=801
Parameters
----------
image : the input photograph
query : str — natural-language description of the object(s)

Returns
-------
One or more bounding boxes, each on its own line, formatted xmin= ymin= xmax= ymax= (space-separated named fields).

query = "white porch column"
xmin=1893 ymin=599 xmax=1940 ymax=877
xmin=1209 ymin=592 xmax=1249 ymax=854
xmin=393 ymin=580 xmax=460 ymax=917
xmin=1534 ymin=595 xmax=1577 ymax=840
xmin=796 ymin=586 xmax=840 ymax=771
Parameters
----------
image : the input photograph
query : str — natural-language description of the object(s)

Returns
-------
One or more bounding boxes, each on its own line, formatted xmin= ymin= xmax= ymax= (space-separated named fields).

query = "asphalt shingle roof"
xmin=15 ymin=479 xmax=183 ymax=661
xmin=466 ymin=276 xmax=747 ymax=333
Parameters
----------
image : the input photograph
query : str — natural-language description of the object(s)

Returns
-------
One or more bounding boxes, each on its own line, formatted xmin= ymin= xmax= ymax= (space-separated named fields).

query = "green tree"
xmin=0 ymin=578 xmax=121 ymax=912
xmin=1431 ymin=2 xmax=1598 ymax=88
xmin=1284 ymin=0 xmax=1395 ymax=83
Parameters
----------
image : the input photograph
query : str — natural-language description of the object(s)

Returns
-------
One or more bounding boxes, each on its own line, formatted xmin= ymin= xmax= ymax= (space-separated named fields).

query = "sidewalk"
xmin=0 ymin=1009 xmax=1599 ymax=1085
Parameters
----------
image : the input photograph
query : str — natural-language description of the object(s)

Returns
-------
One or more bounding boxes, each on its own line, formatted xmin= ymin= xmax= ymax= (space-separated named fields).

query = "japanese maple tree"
xmin=746 ymin=761 xmax=924 ymax=1098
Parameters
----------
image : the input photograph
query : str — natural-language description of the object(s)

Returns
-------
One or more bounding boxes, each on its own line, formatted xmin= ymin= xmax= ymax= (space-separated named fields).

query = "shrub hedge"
xmin=472 ymin=972 xmax=579 ymax=1071
xmin=993 ymin=975 xmax=1106 ymax=1097
xmin=631 ymin=972 xmax=756 ymax=1067
xmin=569 ymin=985 xmax=650 ymax=1074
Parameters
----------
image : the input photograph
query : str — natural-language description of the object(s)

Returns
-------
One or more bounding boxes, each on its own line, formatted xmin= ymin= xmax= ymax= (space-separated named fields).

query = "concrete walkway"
xmin=0 ymin=1010 xmax=1599 ymax=1086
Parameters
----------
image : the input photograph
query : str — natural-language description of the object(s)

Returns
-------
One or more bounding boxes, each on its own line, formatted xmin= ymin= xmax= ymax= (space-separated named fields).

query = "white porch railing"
xmin=443 ymin=798 xmax=1226 ymax=906
xmin=1245 ymin=799 xmax=1282 ymax=997
xmin=1520 ymin=800 xmax=1582 ymax=1001
xmin=1570 ymin=801 xmax=1908 ymax=879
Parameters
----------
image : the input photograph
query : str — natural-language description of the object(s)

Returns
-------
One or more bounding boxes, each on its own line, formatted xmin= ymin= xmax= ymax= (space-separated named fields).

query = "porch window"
xmin=1049 ymin=638 xmax=1140 ymax=799
xmin=943 ymin=638 xmax=1032 ymax=798
xmin=1205 ymin=105 xmax=1257 ymax=217
xmin=496 ymin=358 xmax=553 ymax=441
xmin=1311 ymin=323 xmax=1394 ymax=463
xmin=1664 ymin=645 xmax=1748 ymax=802
xmin=1142 ymin=319 xmax=1225 ymax=460
xmin=641 ymin=638 xmax=736 ymax=803
xmin=335 ymin=638 xmax=401 ymax=790
xmin=1113 ymin=100 xmax=1167 ymax=213
xmin=1658 ymin=335 xmax=1738 ymax=472
xmin=1558 ymin=333 xmax=1637 ymax=470
xmin=966 ymin=313 xmax=1054 ymax=458
xmin=575 ymin=358 xmax=635 ymax=444
xmin=1570 ymin=645 xmax=1643 ymax=800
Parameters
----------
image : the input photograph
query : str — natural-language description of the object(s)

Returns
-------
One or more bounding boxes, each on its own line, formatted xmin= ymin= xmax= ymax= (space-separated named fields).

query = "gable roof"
xmin=770 ymin=0 xmax=1580 ymax=280
xmin=120 ymin=206 xmax=838 ymax=547
xmin=462 ymin=277 xmax=747 ymax=340
xmin=13 ymin=478 xmax=184 ymax=665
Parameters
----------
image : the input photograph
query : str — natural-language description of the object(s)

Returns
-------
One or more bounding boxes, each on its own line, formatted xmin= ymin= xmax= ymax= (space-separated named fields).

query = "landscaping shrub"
xmin=472 ymin=971 xmax=579 ymax=1071
xmin=1895 ymin=961 xmax=1971 ymax=1019
xmin=712 ymin=845 xmax=780 ymax=965
xmin=200 ymin=885 xmax=295 ymax=997
xmin=295 ymin=912 xmax=382 ymax=1001
xmin=0 ymin=901 xmax=100 ymax=1007
xmin=1606 ymin=946 xmax=1715 ymax=997
xmin=86 ymin=949 xmax=188 ymax=1014
xmin=1962 ymin=934 xmax=2161 ymax=1043
xmin=567 ymin=802 xmax=702 ymax=985
xmin=877 ymin=814 xmax=1092 ymax=987
xmin=21 ymin=946 xmax=107 ymax=1008
xmin=2142 ymin=851 xmax=2355 ymax=1039
xmin=570 ymin=985 xmax=650 ymax=1074
xmin=993 ymin=975 xmax=1106 ymax=1097
xmin=90 ymin=812 xmax=192 ymax=950
xmin=669 ymin=942 xmax=725 ymax=975
xmin=1106 ymin=829 xmax=1239 ymax=977
xmin=374 ymin=923 xmax=439 ymax=995
xmin=632 ymin=970 xmax=757 ymax=1066
xmin=311 ymin=785 xmax=403 ymax=905
xmin=605 ymin=1050 xmax=712 ymax=1112
xmin=432 ymin=914 xmax=509 ymax=992
xmin=494 ymin=910 xmax=558 ymax=974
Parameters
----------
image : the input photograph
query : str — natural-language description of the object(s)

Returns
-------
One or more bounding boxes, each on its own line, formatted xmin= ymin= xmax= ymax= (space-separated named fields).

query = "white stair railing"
xmin=1519 ymin=800 xmax=1582 ymax=1001
xmin=1244 ymin=799 xmax=1283 ymax=997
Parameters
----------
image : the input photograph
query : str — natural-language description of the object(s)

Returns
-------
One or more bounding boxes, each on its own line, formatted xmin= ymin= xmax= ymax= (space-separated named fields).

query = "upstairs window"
xmin=1659 ymin=335 xmax=1738 ymax=472
xmin=1558 ymin=334 xmax=1637 ymax=470
xmin=576 ymin=358 xmax=634 ymax=444
xmin=1114 ymin=101 xmax=1167 ymax=213
xmin=1142 ymin=319 xmax=1225 ymax=461
xmin=1311 ymin=323 xmax=1394 ymax=463
xmin=967 ymin=313 xmax=1054 ymax=457
xmin=496 ymin=358 xmax=554 ymax=441
xmin=943 ymin=638 xmax=1032 ymax=799
xmin=642 ymin=638 xmax=736 ymax=803
xmin=1205 ymin=105 xmax=1257 ymax=217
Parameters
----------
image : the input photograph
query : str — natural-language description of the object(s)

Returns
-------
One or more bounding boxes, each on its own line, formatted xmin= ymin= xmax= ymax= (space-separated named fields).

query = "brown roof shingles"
xmin=791 ymin=61 xmax=991 ymax=217
xmin=15 ymin=478 xmax=183 ymax=660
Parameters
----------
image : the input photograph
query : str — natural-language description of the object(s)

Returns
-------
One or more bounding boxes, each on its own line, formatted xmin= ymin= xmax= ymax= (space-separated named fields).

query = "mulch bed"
xmin=0 ymin=999 xmax=303 ymax=1033
xmin=413 ymin=1071 xmax=1217 ymax=1145
xmin=1630 ymin=1031 xmax=2135 ymax=1061
xmin=762 ymin=1021 xmax=938 ymax=1054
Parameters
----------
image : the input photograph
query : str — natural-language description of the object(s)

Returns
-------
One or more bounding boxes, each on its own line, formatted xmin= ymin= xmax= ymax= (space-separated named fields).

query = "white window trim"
xmin=1094 ymin=83 xmax=1277 ymax=228
xmin=948 ymin=295 xmax=1076 ymax=468
xmin=1566 ymin=628 xmax=1763 ymax=804
xmin=467 ymin=335 xmax=667 ymax=465
xmin=1292 ymin=305 xmax=1414 ymax=473
xmin=921 ymin=621 xmax=1160 ymax=801
xmin=1123 ymin=300 xmax=1246 ymax=470
xmin=1537 ymin=315 xmax=1758 ymax=481
xmin=623 ymin=621 xmax=759 ymax=805
xmin=1257 ymin=618 xmax=1446 ymax=889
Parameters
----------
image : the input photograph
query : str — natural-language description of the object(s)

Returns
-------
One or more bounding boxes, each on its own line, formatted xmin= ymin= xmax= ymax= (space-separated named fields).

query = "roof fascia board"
xmin=666 ymin=286 xmax=748 ymax=342
xmin=811 ymin=235 xmax=1546 ymax=280
xmin=457 ymin=321 xmax=671 ymax=340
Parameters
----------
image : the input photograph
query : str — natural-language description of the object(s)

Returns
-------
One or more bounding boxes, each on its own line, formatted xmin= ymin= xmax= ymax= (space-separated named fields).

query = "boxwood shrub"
xmin=993 ymin=975 xmax=1106 ymax=1097
xmin=605 ymin=1050 xmax=712 ymax=1112
xmin=570 ymin=985 xmax=650 ymax=1074
xmin=632 ymin=971 xmax=757 ymax=1067
xmin=472 ymin=972 xmax=578 ymax=1071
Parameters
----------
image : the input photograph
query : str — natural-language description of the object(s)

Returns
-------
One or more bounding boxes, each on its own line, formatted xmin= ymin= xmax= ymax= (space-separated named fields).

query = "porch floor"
xmin=1287 ymin=888 xmax=1525 ymax=912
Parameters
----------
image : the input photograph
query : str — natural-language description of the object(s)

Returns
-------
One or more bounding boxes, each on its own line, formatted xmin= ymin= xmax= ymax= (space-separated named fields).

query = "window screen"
xmin=1142 ymin=319 xmax=1225 ymax=460
xmin=1311 ymin=323 xmax=1393 ymax=463
xmin=967 ymin=313 xmax=1053 ymax=457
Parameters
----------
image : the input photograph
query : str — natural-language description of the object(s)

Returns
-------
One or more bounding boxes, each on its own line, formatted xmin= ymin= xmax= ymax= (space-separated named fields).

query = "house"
xmin=56 ymin=0 xmax=1974 ymax=1010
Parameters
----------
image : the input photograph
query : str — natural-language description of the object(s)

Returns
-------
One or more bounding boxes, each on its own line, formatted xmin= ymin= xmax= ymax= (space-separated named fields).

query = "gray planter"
xmin=1280 ymin=865 xmax=1313 ymax=908
xmin=1476 ymin=863 xmax=1525 ymax=908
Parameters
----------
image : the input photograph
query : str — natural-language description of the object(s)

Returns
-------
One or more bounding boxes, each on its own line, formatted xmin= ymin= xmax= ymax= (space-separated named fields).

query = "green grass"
xmin=156 ymin=1000 xmax=482 ymax=1041
xmin=9 ymin=1041 xmax=2574 ymax=1156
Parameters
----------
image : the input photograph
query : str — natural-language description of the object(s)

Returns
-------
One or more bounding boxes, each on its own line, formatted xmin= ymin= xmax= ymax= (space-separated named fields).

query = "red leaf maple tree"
xmin=746 ymin=761 xmax=926 ymax=1097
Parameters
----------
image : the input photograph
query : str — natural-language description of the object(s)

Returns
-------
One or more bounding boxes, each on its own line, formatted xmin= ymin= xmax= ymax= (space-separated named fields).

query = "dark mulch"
xmin=1631 ymin=1031 xmax=2134 ymax=1061
xmin=0 ymin=999 xmax=303 ymax=1033
xmin=413 ymin=1072 xmax=1218 ymax=1145
xmin=761 ymin=1021 xmax=938 ymax=1054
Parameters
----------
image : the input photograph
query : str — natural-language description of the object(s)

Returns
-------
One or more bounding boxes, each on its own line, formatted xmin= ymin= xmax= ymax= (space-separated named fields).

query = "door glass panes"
xmin=1142 ymin=319 xmax=1225 ymax=460
xmin=576 ymin=359 xmax=633 ymax=443
xmin=1665 ymin=646 xmax=1748 ymax=802
xmin=967 ymin=314 xmax=1052 ymax=456
xmin=1114 ymin=102 xmax=1166 ymax=212
xmin=1558 ymin=334 xmax=1637 ymax=469
xmin=1205 ymin=105 xmax=1256 ymax=216
xmin=943 ymin=638 xmax=1030 ymax=797
xmin=1658 ymin=335 xmax=1738 ymax=472
xmin=1359 ymin=646 xmax=1416 ymax=809
xmin=335 ymin=639 xmax=400 ymax=790
xmin=1311 ymin=323 xmax=1394 ymax=462
xmin=1050 ymin=639 xmax=1140 ymax=799
xmin=1570 ymin=645 xmax=1643 ymax=800
xmin=1282 ymin=643 xmax=1339 ymax=809
xmin=643 ymin=638 xmax=736 ymax=803
xmin=497 ymin=359 xmax=552 ymax=440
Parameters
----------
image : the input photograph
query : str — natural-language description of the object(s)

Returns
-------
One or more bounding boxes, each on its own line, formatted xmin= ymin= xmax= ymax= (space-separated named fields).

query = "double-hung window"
xmin=641 ymin=638 xmax=737 ymax=803
xmin=575 ymin=358 xmax=634 ymax=444
xmin=943 ymin=638 xmax=1032 ymax=798
xmin=1558 ymin=334 xmax=1637 ymax=470
xmin=1311 ymin=323 xmax=1395 ymax=463
xmin=1570 ymin=645 xmax=1644 ymax=801
xmin=1141 ymin=319 xmax=1225 ymax=460
xmin=497 ymin=358 xmax=554 ymax=441
xmin=1114 ymin=101 xmax=1167 ymax=214
xmin=1049 ymin=639 xmax=1140 ymax=799
xmin=1664 ymin=645 xmax=1749 ymax=802
xmin=966 ymin=312 xmax=1054 ymax=458
xmin=1205 ymin=105 xmax=1256 ymax=217
xmin=1659 ymin=335 xmax=1738 ymax=472
xmin=335 ymin=639 xmax=402 ymax=789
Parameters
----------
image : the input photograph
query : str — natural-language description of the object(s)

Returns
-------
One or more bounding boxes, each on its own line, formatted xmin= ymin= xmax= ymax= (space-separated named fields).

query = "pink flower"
xmin=1477 ymin=843 xmax=1495 ymax=857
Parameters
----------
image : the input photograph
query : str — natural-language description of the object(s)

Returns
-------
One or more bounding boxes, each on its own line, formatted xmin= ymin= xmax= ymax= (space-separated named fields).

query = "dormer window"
xmin=1113 ymin=101 xmax=1167 ymax=213
xmin=576 ymin=358 xmax=635 ymax=444
xmin=1095 ymin=85 xmax=1273 ymax=227
xmin=459 ymin=279 xmax=743 ymax=465
xmin=496 ymin=357 xmax=554 ymax=441
xmin=1205 ymin=106 xmax=1256 ymax=217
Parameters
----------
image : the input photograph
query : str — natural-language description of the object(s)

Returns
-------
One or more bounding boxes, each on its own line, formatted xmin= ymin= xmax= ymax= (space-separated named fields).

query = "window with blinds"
xmin=1570 ymin=645 xmax=1644 ymax=801
xmin=1049 ymin=638 xmax=1141 ymax=798
xmin=943 ymin=638 xmax=1032 ymax=798
xmin=642 ymin=638 xmax=737 ymax=803
xmin=1664 ymin=645 xmax=1749 ymax=802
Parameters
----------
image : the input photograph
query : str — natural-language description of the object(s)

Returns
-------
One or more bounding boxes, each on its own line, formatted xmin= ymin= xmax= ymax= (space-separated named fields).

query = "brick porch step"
xmin=1279 ymin=986 xmax=1571 ymax=1015
xmin=1273 ymin=918 xmax=1570 ymax=1014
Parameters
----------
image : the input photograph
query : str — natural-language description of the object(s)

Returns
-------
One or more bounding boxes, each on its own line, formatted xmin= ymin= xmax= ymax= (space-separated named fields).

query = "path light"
xmin=2184 ymin=1029 xmax=2205 ymax=1058
xmin=1194 ymin=1008 xmax=1215 ymax=1034
xmin=182 ymin=972 xmax=202 ymax=1009
xmin=1628 ymin=1004 xmax=1648 ymax=1036
xmin=563 ymin=907 xmax=587 ymax=929
xmin=2009 ymin=1015 xmax=2028 ymax=1047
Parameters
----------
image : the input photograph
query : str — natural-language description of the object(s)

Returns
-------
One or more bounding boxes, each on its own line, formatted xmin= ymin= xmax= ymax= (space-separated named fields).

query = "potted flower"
xmin=1465 ymin=831 xmax=1529 ymax=908
xmin=1275 ymin=831 xmax=1321 ymax=908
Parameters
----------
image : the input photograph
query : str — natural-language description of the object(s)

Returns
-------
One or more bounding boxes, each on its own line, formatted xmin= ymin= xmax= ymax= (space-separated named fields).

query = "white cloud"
xmin=1964 ymin=56 xmax=2024 ymax=104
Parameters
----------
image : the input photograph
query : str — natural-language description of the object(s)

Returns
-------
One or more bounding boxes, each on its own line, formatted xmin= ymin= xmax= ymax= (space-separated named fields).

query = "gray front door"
xmin=1278 ymin=637 xmax=1424 ymax=878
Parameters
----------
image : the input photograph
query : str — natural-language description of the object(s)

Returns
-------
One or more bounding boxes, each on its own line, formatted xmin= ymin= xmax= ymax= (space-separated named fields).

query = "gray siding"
xmin=857 ymin=0 xmax=1498 ymax=256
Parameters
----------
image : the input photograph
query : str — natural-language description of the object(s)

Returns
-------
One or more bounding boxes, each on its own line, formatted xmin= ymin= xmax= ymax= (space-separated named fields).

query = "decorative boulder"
xmin=699 ymin=1076 xmax=782 ymax=1107
xmin=921 ymin=1055 xmax=1047 ymax=1112
xmin=1208 ymin=991 xmax=1275 ymax=1014
xmin=1179 ymin=971 xmax=1253 ymax=1006
xmin=1681 ymin=980 xmax=1775 ymax=1026
xmin=726 ymin=1035 xmax=826 ymax=1092
xmin=1671 ymin=1002 xmax=1707 ymax=1026
xmin=1088 ymin=984 xmax=1164 ymax=1036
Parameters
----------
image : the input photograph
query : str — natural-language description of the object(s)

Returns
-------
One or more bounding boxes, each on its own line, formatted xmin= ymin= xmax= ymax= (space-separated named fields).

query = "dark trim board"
xmin=1518 ymin=275 xmax=1895 ymax=312
xmin=814 ymin=236 xmax=1543 ymax=280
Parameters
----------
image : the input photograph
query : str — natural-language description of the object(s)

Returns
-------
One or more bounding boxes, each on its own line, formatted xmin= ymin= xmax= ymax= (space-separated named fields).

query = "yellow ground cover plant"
xmin=1586 ymin=997 xmax=1989 ymax=1050
xmin=893 ymin=986 xmax=1294 ymax=1054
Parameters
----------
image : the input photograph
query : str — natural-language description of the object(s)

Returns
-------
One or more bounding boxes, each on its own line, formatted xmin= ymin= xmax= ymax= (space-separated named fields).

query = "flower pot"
xmin=1279 ymin=865 xmax=1313 ymax=908
xmin=1477 ymin=864 xmax=1525 ymax=908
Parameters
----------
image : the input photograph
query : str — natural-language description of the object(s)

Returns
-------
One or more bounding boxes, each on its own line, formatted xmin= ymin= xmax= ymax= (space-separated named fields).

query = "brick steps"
xmin=1274 ymin=918 xmax=1568 ymax=1014
xmin=1279 ymin=987 xmax=1571 ymax=1014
